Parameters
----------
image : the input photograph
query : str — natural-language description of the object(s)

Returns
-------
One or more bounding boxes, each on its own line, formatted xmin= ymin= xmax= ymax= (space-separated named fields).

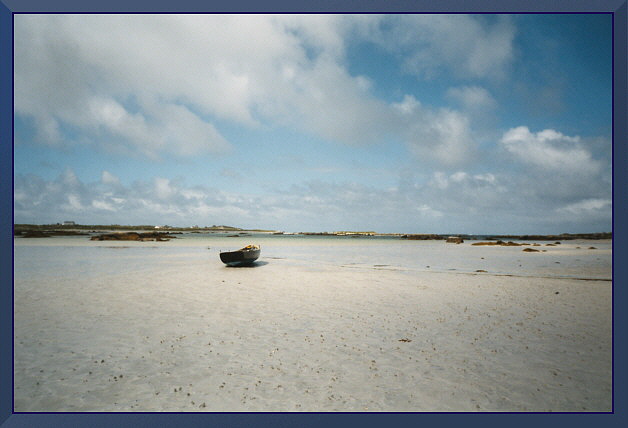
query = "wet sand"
xmin=13 ymin=238 xmax=612 ymax=412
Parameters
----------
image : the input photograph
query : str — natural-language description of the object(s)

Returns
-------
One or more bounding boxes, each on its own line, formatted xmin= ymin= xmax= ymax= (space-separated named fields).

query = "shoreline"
xmin=13 ymin=224 xmax=613 ymax=241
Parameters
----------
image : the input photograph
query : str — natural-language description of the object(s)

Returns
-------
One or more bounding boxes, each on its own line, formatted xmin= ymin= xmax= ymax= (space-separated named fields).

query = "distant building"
xmin=63 ymin=221 xmax=76 ymax=226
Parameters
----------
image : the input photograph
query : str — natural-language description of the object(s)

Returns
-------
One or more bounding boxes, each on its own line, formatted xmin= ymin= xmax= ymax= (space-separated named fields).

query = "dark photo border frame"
xmin=1 ymin=1 xmax=626 ymax=427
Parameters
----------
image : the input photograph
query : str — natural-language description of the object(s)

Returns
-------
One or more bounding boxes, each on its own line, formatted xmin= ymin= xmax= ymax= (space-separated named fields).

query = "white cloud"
xmin=148 ymin=102 xmax=231 ymax=157
xmin=474 ymin=173 xmax=496 ymax=184
xmin=392 ymin=95 xmax=422 ymax=115
xmin=406 ymin=108 xmax=475 ymax=166
xmin=363 ymin=15 xmax=515 ymax=80
xmin=446 ymin=86 xmax=497 ymax=111
xmin=34 ymin=116 xmax=62 ymax=144
xmin=390 ymin=94 xmax=478 ymax=167
xmin=427 ymin=171 xmax=501 ymax=199
xmin=556 ymin=198 xmax=611 ymax=216
xmin=101 ymin=171 xmax=120 ymax=186
xmin=431 ymin=172 xmax=450 ymax=190
xmin=60 ymin=169 xmax=81 ymax=188
xmin=450 ymin=171 xmax=468 ymax=182
xmin=14 ymin=168 xmax=611 ymax=234
xmin=416 ymin=204 xmax=443 ymax=218
xmin=500 ymin=126 xmax=601 ymax=174
xmin=65 ymin=194 xmax=84 ymax=211
xmin=14 ymin=14 xmax=503 ymax=166
xmin=92 ymin=200 xmax=116 ymax=211
xmin=553 ymin=198 xmax=612 ymax=229
xmin=154 ymin=178 xmax=176 ymax=201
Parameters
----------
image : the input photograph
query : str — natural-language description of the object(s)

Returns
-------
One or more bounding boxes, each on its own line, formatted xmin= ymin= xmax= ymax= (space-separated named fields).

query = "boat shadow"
xmin=224 ymin=260 xmax=269 ymax=268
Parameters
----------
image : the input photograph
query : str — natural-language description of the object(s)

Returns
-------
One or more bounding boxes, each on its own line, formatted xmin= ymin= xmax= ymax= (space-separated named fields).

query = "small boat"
xmin=220 ymin=244 xmax=261 ymax=266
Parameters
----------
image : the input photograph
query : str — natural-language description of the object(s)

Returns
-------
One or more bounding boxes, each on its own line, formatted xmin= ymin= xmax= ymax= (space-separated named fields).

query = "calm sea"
xmin=14 ymin=232 xmax=612 ymax=281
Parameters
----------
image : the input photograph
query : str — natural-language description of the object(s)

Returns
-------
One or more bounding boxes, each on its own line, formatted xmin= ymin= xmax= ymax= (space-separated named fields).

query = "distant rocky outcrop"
xmin=16 ymin=230 xmax=89 ymax=238
xmin=472 ymin=240 xmax=524 ymax=246
xmin=90 ymin=232 xmax=175 ymax=241
xmin=401 ymin=234 xmax=444 ymax=240
xmin=446 ymin=236 xmax=464 ymax=244
xmin=17 ymin=230 xmax=52 ymax=238
xmin=486 ymin=233 xmax=611 ymax=241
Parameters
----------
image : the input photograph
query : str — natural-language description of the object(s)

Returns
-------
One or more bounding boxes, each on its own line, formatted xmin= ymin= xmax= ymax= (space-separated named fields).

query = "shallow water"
xmin=14 ymin=234 xmax=612 ymax=281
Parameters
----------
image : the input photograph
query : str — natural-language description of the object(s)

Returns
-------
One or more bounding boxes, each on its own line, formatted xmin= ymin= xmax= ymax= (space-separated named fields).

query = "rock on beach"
xmin=472 ymin=240 xmax=523 ymax=246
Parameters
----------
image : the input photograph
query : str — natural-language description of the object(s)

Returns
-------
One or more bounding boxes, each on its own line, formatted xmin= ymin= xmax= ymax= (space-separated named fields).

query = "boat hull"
xmin=219 ymin=248 xmax=260 ymax=266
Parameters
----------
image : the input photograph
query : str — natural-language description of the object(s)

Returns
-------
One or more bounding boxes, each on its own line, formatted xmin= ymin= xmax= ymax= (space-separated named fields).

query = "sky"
xmin=13 ymin=13 xmax=612 ymax=234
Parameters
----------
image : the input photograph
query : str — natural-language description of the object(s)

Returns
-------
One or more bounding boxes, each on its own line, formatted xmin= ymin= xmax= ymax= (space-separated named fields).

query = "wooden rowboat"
xmin=219 ymin=244 xmax=261 ymax=266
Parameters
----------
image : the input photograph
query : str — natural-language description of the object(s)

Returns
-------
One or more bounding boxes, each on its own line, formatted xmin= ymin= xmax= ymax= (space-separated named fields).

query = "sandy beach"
xmin=13 ymin=236 xmax=612 ymax=412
